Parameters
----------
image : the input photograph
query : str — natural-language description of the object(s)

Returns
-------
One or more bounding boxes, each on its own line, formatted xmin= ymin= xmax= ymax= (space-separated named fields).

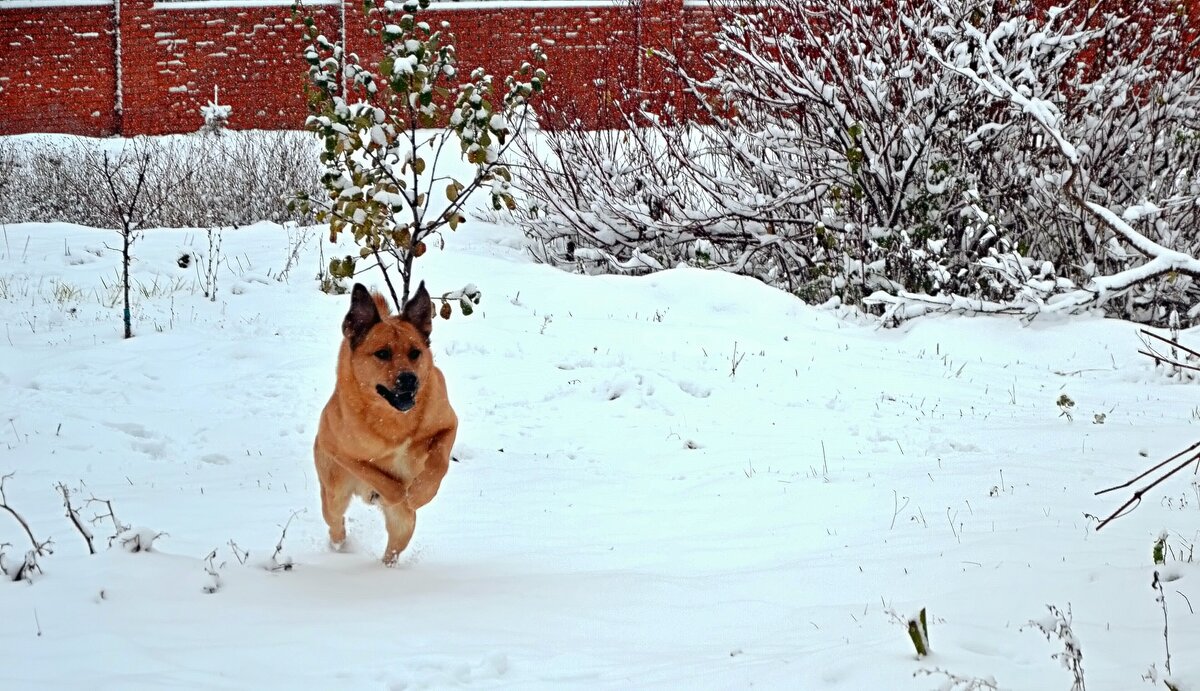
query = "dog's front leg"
xmin=381 ymin=503 xmax=417 ymax=565
xmin=332 ymin=457 xmax=409 ymax=506
xmin=407 ymin=427 xmax=456 ymax=509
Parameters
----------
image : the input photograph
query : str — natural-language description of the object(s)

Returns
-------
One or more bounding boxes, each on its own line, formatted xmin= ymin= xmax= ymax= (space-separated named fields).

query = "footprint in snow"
xmin=386 ymin=652 xmax=510 ymax=690
xmin=676 ymin=379 xmax=711 ymax=398
xmin=199 ymin=453 xmax=230 ymax=466
xmin=107 ymin=421 xmax=152 ymax=438
xmin=596 ymin=374 xmax=655 ymax=401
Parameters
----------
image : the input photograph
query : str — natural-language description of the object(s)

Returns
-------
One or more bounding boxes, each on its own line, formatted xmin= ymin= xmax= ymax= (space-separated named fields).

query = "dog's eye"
xmin=407 ymin=347 xmax=421 ymax=361
xmin=373 ymin=348 xmax=393 ymax=361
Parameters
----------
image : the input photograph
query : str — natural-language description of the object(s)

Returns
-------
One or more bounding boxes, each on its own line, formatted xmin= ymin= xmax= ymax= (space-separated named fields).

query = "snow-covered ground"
xmin=0 ymin=212 xmax=1197 ymax=688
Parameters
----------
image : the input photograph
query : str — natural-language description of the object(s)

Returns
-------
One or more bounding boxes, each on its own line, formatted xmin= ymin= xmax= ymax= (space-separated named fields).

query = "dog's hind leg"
xmin=381 ymin=503 xmax=417 ymax=566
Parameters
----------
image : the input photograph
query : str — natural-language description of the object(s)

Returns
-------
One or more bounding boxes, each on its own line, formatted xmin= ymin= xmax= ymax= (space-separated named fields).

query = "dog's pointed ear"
xmin=401 ymin=281 xmax=433 ymax=342
xmin=342 ymin=283 xmax=381 ymax=350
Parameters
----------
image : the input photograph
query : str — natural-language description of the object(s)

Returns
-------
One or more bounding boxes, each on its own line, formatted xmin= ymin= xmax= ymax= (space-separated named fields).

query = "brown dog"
xmin=313 ymin=281 xmax=458 ymax=564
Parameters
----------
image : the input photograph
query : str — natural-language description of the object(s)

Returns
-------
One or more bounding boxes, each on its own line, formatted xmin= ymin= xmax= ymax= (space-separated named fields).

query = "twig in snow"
xmin=1177 ymin=590 xmax=1194 ymax=615
xmin=729 ymin=341 xmax=745 ymax=378
xmin=1153 ymin=571 xmax=1173 ymax=676
xmin=890 ymin=490 xmax=910 ymax=530
xmin=86 ymin=494 xmax=129 ymax=547
xmin=268 ymin=509 xmax=304 ymax=572
xmin=202 ymin=549 xmax=223 ymax=594
xmin=1024 ymin=604 xmax=1086 ymax=691
xmin=55 ymin=482 xmax=95 ymax=554
xmin=227 ymin=540 xmax=249 ymax=566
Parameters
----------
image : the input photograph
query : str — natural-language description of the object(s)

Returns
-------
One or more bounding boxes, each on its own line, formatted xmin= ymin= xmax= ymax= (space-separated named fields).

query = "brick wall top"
xmin=0 ymin=0 xmax=696 ymax=136
xmin=0 ymin=0 xmax=110 ymax=7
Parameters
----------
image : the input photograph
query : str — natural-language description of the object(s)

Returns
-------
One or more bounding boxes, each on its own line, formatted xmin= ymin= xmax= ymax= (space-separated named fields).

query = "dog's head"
xmin=341 ymin=281 xmax=435 ymax=414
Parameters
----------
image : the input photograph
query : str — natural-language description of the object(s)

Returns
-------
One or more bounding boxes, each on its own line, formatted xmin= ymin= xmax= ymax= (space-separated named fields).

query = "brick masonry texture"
xmin=0 ymin=0 xmax=711 ymax=136
xmin=3 ymin=0 xmax=1192 ymax=137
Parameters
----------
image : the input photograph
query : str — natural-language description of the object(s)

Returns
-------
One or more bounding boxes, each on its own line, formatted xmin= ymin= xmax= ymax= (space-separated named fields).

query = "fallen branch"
xmin=863 ymin=289 xmax=1038 ymax=324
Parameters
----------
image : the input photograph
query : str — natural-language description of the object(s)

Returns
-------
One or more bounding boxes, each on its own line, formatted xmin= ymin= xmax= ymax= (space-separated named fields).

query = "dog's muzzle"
xmin=376 ymin=371 xmax=419 ymax=413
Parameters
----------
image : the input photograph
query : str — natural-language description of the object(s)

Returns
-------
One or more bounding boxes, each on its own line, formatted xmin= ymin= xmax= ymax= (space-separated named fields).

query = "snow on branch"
xmin=514 ymin=0 xmax=1200 ymax=327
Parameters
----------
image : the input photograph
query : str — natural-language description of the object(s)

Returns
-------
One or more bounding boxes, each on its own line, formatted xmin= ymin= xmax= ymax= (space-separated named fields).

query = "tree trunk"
xmin=122 ymin=229 xmax=132 ymax=339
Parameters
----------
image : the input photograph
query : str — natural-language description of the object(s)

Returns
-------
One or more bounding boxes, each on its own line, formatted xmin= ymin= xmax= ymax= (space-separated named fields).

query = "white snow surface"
xmin=0 ymin=209 xmax=1198 ymax=688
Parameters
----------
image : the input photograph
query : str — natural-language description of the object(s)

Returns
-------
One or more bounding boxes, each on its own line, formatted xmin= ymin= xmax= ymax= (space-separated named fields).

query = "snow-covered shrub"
xmin=515 ymin=0 xmax=1200 ymax=326
xmin=189 ymin=131 xmax=323 ymax=227
xmin=199 ymin=86 xmax=232 ymax=135
xmin=118 ymin=527 xmax=164 ymax=553
xmin=908 ymin=0 xmax=1200 ymax=325
xmin=0 ymin=132 xmax=322 ymax=229
xmin=294 ymin=0 xmax=547 ymax=313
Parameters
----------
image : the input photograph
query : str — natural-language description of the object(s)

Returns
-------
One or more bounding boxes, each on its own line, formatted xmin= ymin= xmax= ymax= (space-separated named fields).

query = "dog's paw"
xmin=328 ymin=527 xmax=349 ymax=552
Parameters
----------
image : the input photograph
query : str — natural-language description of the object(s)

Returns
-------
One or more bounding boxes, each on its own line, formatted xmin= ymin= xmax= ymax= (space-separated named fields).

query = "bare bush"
xmin=0 ymin=131 xmax=322 ymax=229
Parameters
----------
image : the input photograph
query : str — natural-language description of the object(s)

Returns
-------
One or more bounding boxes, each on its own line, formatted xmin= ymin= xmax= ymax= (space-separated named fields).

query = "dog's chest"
xmin=380 ymin=441 xmax=420 ymax=481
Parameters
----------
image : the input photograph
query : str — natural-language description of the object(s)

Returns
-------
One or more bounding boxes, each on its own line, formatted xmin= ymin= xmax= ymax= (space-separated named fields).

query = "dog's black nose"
xmin=396 ymin=371 xmax=418 ymax=393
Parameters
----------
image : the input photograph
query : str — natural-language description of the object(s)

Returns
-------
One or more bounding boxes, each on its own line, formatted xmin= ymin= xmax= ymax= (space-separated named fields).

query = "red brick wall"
xmin=0 ymin=0 xmax=700 ymax=136
xmin=0 ymin=3 xmax=117 ymax=136
xmin=117 ymin=0 xmax=339 ymax=135
xmin=361 ymin=4 xmax=645 ymax=130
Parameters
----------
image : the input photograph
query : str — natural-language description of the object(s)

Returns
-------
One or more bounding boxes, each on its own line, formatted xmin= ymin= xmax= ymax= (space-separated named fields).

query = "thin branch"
xmin=268 ymin=509 xmax=304 ymax=572
xmin=0 ymin=473 xmax=52 ymax=557
xmin=86 ymin=494 xmax=129 ymax=547
xmin=56 ymin=482 xmax=95 ymax=555
xmin=1095 ymin=443 xmax=1200 ymax=530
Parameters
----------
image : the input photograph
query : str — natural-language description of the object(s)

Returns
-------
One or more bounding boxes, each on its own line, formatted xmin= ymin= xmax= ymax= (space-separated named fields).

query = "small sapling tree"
xmin=70 ymin=139 xmax=194 ymax=338
xmin=295 ymin=0 xmax=548 ymax=315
